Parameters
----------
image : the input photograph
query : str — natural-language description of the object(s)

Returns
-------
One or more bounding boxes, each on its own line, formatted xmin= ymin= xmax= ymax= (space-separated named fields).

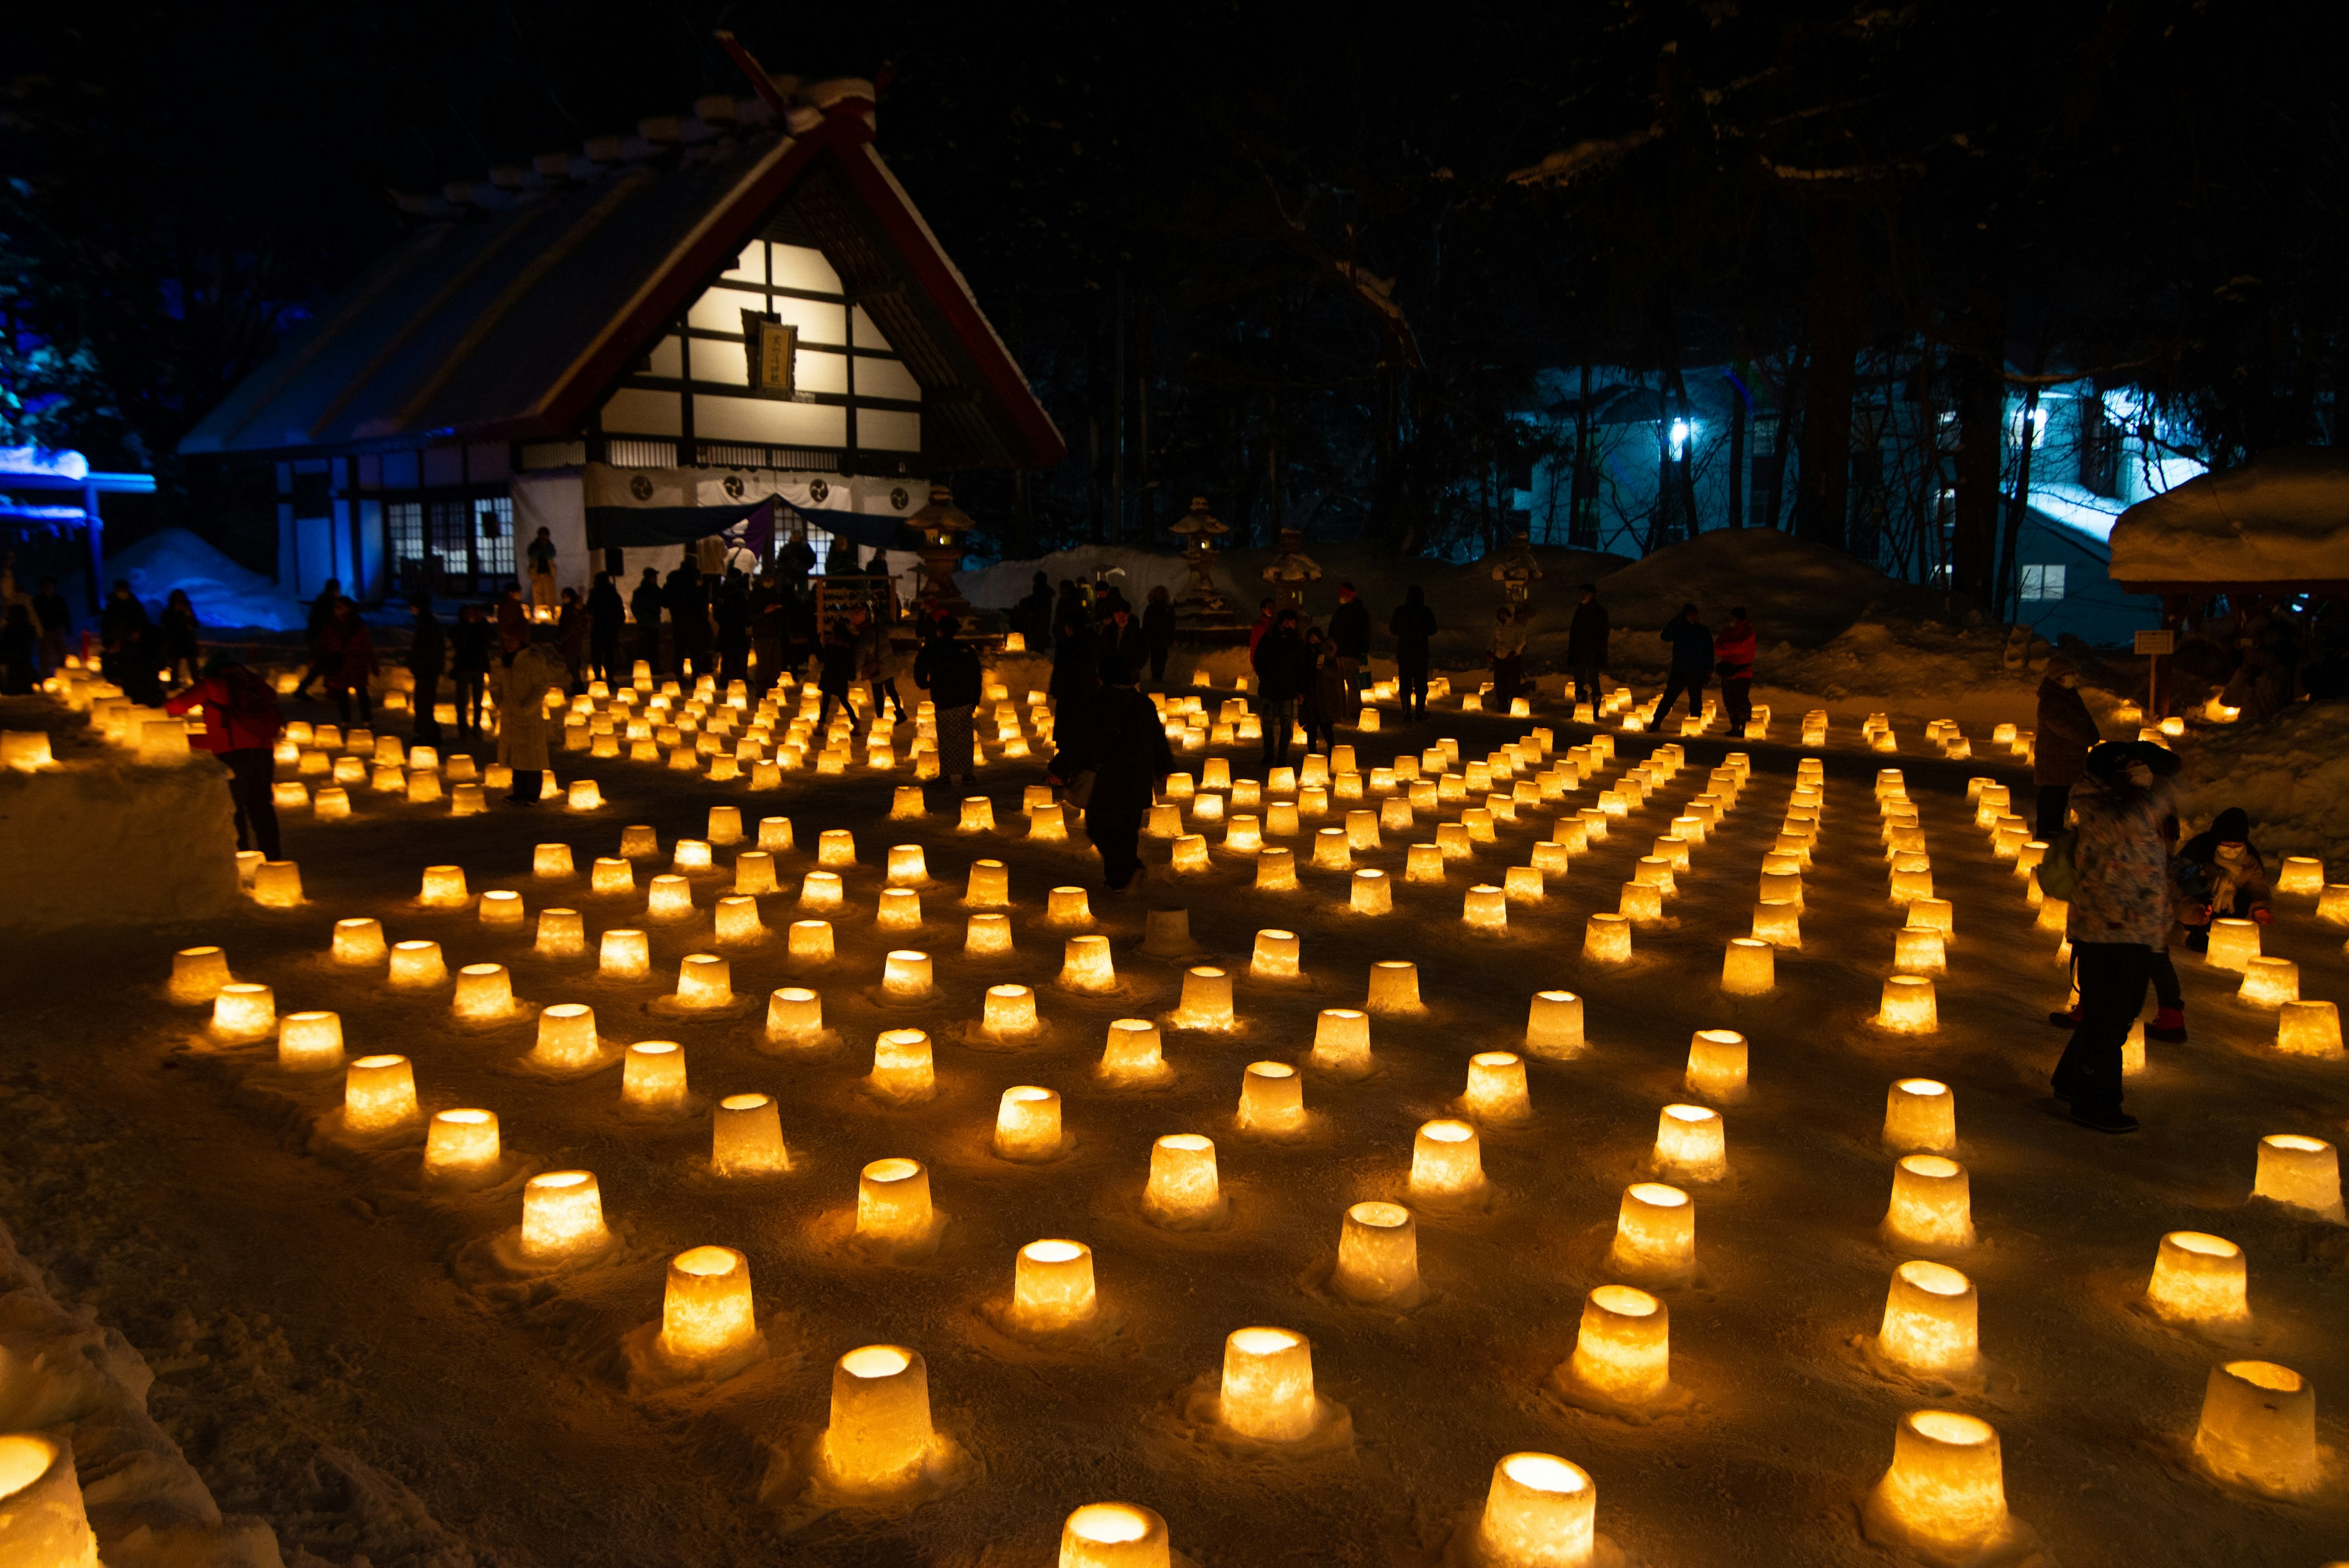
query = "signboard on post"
xmin=2134 ymin=629 xmax=2176 ymax=655
xmin=2135 ymin=628 xmax=2175 ymax=723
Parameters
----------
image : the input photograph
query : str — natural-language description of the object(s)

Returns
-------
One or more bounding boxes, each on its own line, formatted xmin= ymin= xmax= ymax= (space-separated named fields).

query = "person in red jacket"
xmin=166 ymin=656 xmax=285 ymax=860
xmin=316 ymin=599 xmax=378 ymax=725
xmin=1715 ymin=606 xmax=1757 ymax=733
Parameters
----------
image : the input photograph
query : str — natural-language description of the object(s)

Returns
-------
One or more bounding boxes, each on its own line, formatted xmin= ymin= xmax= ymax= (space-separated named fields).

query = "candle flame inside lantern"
xmin=2195 ymin=1359 xmax=2320 ymax=1496
xmin=1012 ymin=1239 xmax=1097 ymax=1331
xmin=1464 ymin=1051 xmax=1531 ymax=1121
xmin=453 ymin=962 xmax=514 ymax=1019
xmin=1584 ymin=913 xmax=1633 ymax=964
xmin=1175 ymin=966 xmax=1234 ymax=1028
xmin=1099 ymin=1018 xmax=1165 ymax=1080
xmin=1878 ymin=975 xmax=1939 ymax=1033
xmin=530 ymin=1002 xmax=601 ymax=1071
xmin=622 ymin=1041 xmax=688 ymax=1109
xmin=599 ymin=927 xmax=651 ymax=979
xmin=1063 ymin=935 xmax=1116 ymax=992
xmin=343 ymin=1053 xmax=418 ymax=1132
xmin=1720 ymin=936 xmax=1775 ymax=994
xmin=869 ymin=1029 xmax=935 ymax=1099
xmin=995 ymin=1086 xmax=1064 ymax=1159
xmin=1237 ymin=1061 xmax=1305 ymax=1133
xmin=1568 ymin=1284 xmax=1671 ymax=1405
xmin=1683 ymin=1029 xmax=1747 ymax=1101
xmin=1885 ymin=1154 xmax=1975 ymax=1248
xmin=1250 ymin=929 xmax=1301 ymax=978
xmin=1865 ymin=1411 xmax=2009 ymax=1560
xmin=1653 ymin=1104 xmax=1727 ymax=1181
xmin=1058 ymin=1503 xmax=1168 ymax=1568
xmin=1474 ymin=1452 xmax=1597 ymax=1568
xmin=0 ymin=1432 xmax=101 ymax=1567
xmin=521 ymin=1170 xmax=609 ymax=1260
xmin=1218 ymin=1326 xmax=1319 ymax=1441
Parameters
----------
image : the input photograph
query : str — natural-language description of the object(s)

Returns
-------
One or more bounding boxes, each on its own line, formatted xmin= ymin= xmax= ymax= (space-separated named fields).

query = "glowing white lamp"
xmin=1885 ymin=1154 xmax=1975 ymax=1248
xmin=1410 ymin=1118 xmax=1485 ymax=1201
xmin=869 ymin=1029 xmax=935 ymax=1099
xmin=1365 ymin=958 xmax=1421 ymax=1013
xmin=1879 ymin=1260 xmax=1979 ymax=1375
xmin=344 ymin=1053 xmax=418 ymax=1132
xmin=1878 ymin=975 xmax=1938 ymax=1033
xmin=1583 ymin=913 xmax=1632 ymax=964
xmin=1720 ymin=937 xmax=1775 ymax=995
xmin=1061 ymin=935 xmax=1117 ymax=992
xmin=1683 ymin=1030 xmax=1748 ymax=1102
xmin=2252 ymin=1134 xmax=2341 ymax=1216
xmin=2205 ymin=918 xmax=2260 ymax=971
xmin=1217 ymin=1327 xmax=1319 ymax=1441
xmin=1884 ymin=1079 xmax=1958 ymax=1154
xmin=425 ymin=1108 xmax=501 ymax=1178
xmin=1145 ymin=1134 xmax=1223 ymax=1224
xmin=1464 ymin=1051 xmax=1532 ymax=1121
xmin=1473 ymin=1452 xmax=1597 ymax=1568
xmin=1526 ymin=990 xmax=1585 ymax=1057
xmin=1014 ymin=1240 xmax=1099 ymax=1333
xmin=599 ymin=927 xmax=651 ymax=979
xmin=787 ymin=919 xmax=836 ymax=961
xmin=170 ymin=944 xmax=232 ymax=1002
xmin=1255 ymin=847 xmax=1300 ymax=890
xmin=2195 ymin=1361 xmax=2320 ymax=1496
xmin=1251 ymin=929 xmax=1301 ymax=978
xmin=2147 ymin=1231 xmax=2250 ymax=1326
xmin=995 ymin=1086 xmax=1064 ymax=1159
xmin=1567 ymin=1285 xmax=1669 ymax=1404
xmin=1176 ymin=966 xmax=1234 ymax=1028
xmin=765 ymin=986 xmax=824 ymax=1043
xmin=452 ymin=962 xmax=515 ymax=1019
xmin=1607 ymin=1182 xmax=1694 ymax=1282
xmin=820 ymin=1344 xmax=937 ymax=1492
xmin=712 ymin=1093 xmax=788 ymax=1176
xmin=2238 ymin=956 xmax=2298 ymax=1008
xmin=1333 ymin=1202 xmax=1419 ymax=1304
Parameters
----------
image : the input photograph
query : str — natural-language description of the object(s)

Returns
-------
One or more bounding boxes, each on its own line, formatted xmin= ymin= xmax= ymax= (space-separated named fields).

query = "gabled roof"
xmin=179 ymin=102 xmax=1063 ymax=472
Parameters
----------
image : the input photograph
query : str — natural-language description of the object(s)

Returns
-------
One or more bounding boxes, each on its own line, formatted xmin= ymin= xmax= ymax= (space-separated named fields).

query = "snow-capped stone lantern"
xmin=907 ymin=485 xmax=974 ymax=616
xmin=1261 ymin=526 xmax=1322 ymax=613
xmin=1168 ymin=496 xmax=1231 ymax=616
xmin=1490 ymin=530 xmax=1543 ymax=608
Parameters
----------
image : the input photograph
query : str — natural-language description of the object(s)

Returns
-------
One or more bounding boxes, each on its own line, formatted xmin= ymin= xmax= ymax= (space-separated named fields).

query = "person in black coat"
xmin=714 ymin=577 xmax=754 ymax=689
xmin=1566 ymin=582 xmax=1610 ymax=710
xmin=630 ymin=567 xmax=666 ymax=675
xmin=1047 ymin=655 xmax=1175 ymax=894
xmin=1141 ymin=585 xmax=1176 ymax=686
xmin=1104 ymin=604 xmax=1149 ymax=674
xmin=1251 ymin=609 xmax=1314 ymax=767
xmin=915 ymin=618 xmax=985 ymax=789
xmin=1019 ymin=571 xmax=1056 ymax=649
xmin=1388 ymin=585 xmax=1436 ymax=720
xmin=450 ymin=604 xmax=494 ymax=738
xmin=1050 ymin=612 xmax=1099 ymax=715
xmin=816 ymin=619 xmax=861 ymax=734
xmin=585 ymin=573 xmax=626 ymax=686
xmin=406 ymin=594 xmax=446 ymax=742
xmin=664 ymin=564 xmax=710 ymax=680
xmin=1327 ymin=581 xmax=1372 ymax=691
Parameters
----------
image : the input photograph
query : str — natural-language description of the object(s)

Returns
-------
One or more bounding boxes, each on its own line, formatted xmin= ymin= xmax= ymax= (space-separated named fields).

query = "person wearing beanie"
xmin=2033 ymin=653 xmax=2101 ymax=839
xmin=2050 ymin=740 xmax=2186 ymax=1132
xmin=1044 ymin=655 xmax=1173 ymax=894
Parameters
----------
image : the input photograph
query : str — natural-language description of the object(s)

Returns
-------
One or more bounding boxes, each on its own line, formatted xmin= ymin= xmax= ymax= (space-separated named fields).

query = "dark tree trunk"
xmin=1795 ymin=210 xmax=1859 ymax=550
xmin=1995 ymin=350 xmax=2048 ymax=622
xmin=1727 ymin=364 xmax=1747 ymax=530
xmin=1950 ymin=346 xmax=2004 ymax=608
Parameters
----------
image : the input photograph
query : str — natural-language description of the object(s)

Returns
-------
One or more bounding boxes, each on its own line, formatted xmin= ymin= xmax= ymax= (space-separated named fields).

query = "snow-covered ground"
xmin=2 ymin=649 xmax=2343 ymax=1567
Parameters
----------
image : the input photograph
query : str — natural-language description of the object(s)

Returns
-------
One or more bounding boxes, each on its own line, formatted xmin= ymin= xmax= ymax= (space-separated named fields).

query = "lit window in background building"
xmin=2020 ymin=564 xmax=2068 ymax=601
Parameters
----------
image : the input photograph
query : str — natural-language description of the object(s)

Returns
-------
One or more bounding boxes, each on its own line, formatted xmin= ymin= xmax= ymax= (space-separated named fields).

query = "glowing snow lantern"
xmin=1217 ymin=1327 xmax=1320 ymax=1442
xmin=1403 ymin=842 xmax=1444 ymax=883
xmin=800 ymin=871 xmax=845 ymax=910
xmin=1863 ymin=1411 xmax=2012 ymax=1562
xmin=1176 ymin=966 xmax=1234 ymax=1028
xmin=599 ymin=927 xmax=651 ymax=979
xmin=1584 ymin=912 xmax=1633 ymax=964
xmin=1885 ymin=1154 xmax=1975 ymax=1248
xmin=344 ymin=1053 xmax=419 ymax=1132
xmin=1608 ymin=1182 xmax=1694 ymax=1283
xmin=2204 ymin=917 xmax=2260 ymax=971
xmin=1238 ymin=1061 xmax=1305 ymax=1132
xmin=1472 ymin=1452 xmax=1598 ymax=1568
xmin=881 ymin=949 xmax=933 ymax=997
xmin=530 ymin=1003 xmax=602 ymax=1071
xmin=980 ymin=983 xmax=1041 ymax=1039
xmin=1031 ymin=802 xmax=1070 ymax=841
xmin=711 ymin=1093 xmax=788 ymax=1176
xmin=1012 ymin=1239 xmax=1098 ymax=1334
xmin=2318 ymin=883 xmax=2349 ymax=925
xmin=1463 ymin=884 xmax=1507 ymax=931
xmin=713 ymin=894 xmax=764 ymax=945
xmin=252 ymin=858 xmax=304 ymax=908
xmin=812 ymin=828 xmax=856 ymax=868
xmin=424 ymin=1108 xmax=500 ymax=1178
xmin=1526 ymin=990 xmax=1585 ymax=1057
xmin=590 ymin=856 xmax=634 ymax=895
xmin=765 ymin=986 xmax=824 ymax=1043
xmin=2237 ymin=956 xmax=2298 ymax=1008
xmin=2252 ymin=1134 xmax=2342 ymax=1216
xmin=2146 ymin=1231 xmax=2250 ymax=1326
xmin=1251 ymin=929 xmax=1301 ymax=978
xmin=995 ymin=1086 xmax=1064 ymax=1159
xmin=2276 ymin=999 xmax=2343 ymax=1057
xmin=477 ymin=888 xmax=524 ymax=927
xmin=818 ymin=1344 xmax=938 ymax=1492
xmin=1878 ymin=975 xmax=1938 ymax=1033
xmin=620 ymin=1041 xmax=688 ymax=1110
xmin=1884 ymin=1079 xmax=1958 ymax=1154
xmin=786 ymin=918 xmax=836 ymax=962
xmin=533 ymin=908 xmax=584 ymax=959
xmin=757 ymin=816 xmax=795 ymax=852
xmin=381 ymin=940 xmax=446 ymax=991
xmin=874 ymin=888 xmax=922 ymax=932
xmin=733 ymin=851 xmax=778 ymax=895
xmin=1565 ymin=1284 xmax=1671 ymax=1411
xmin=1334 ymin=1201 xmax=1419 ymax=1304
xmin=855 ymin=1157 xmax=936 ymax=1247
xmin=1894 ymin=924 xmax=1947 ymax=975
xmin=1878 ymin=1260 xmax=1979 ymax=1375
xmin=1366 ymin=959 xmax=1422 ymax=1013
xmin=2195 ymin=1361 xmax=2319 ymax=1496
xmin=1170 ymin=833 xmax=1210 ymax=872
xmin=1669 ymin=1031 xmax=1746 ymax=1109
xmin=962 ymin=858 xmax=1011 ymax=907
xmin=1141 ymin=1131 xmax=1229 ymax=1226
xmin=276 ymin=1009 xmax=344 ymax=1072
xmin=675 ymin=953 xmax=732 ymax=1007
xmin=1648 ymin=1104 xmax=1724 ymax=1181
xmin=453 ymin=962 xmax=516 ymax=1019
xmin=1719 ymin=936 xmax=1775 ymax=995
xmin=170 ymin=944 xmax=233 ymax=1002
xmin=866 ymin=1029 xmax=934 ymax=1101
xmin=0 ymin=1432 xmax=102 ymax=1567
xmin=1062 ymin=935 xmax=1116 ymax=992
xmin=1099 ymin=1018 xmax=1167 ymax=1081
xmin=1410 ymin=1118 xmax=1486 ymax=1200
xmin=653 ymin=1245 xmax=759 ymax=1371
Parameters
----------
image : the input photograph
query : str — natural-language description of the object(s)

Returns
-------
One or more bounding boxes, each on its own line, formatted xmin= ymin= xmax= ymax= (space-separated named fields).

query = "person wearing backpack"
xmin=914 ymin=616 xmax=984 ymax=790
xmin=166 ymin=656 xmax=286 ymax=861
xmin=2033 ymin=655 xmax=2101 ymax=839
xmin=2048 ymin=740 xmax=2188 ymax=1133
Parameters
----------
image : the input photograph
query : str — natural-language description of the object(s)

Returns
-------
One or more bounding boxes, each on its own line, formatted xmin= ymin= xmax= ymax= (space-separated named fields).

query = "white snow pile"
xmin=1 ymin=1219 xmax=286 ymax=1567
xmin=108 ymin=529 xmax=301 ymax=632
xmin=957 ymin=546 xmax=1197 ymax=609
xmin=2175 ymin=698 xmax=2349 ymax=869
xmin=2110 ymin=445 xmax=2349 ymax=584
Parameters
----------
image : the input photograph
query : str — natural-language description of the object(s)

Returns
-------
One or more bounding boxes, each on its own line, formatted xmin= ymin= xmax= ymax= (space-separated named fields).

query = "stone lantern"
xmin=907 ymin=485 xmax=974 ymax=617
xmin=1262 ymin=527 xmax=1323 ymax=614
xmin=1169 ymin=496 xmax=1232 ymax=617
xmin=1490 ymin=530 xmax=1543 ymax=608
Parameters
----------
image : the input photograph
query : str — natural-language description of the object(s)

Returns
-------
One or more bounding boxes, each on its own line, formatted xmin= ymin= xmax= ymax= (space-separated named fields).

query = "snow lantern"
xmin=2237 ymin=956 xmax=2298 ymax=1008
xmin=1684 ymin=1029 xmax=1748 ymax=1102
xmin=1863 ymin=1411 xmax=2011 ymax=1561
xmin=1365 ymin=959 xmax=1422 ymax=1013
xmin=530 ymin=1003 xmax=601 ymax=1071
xmin=0 ymin=1433 xmax=101 ymax=1567
xmin=1217 ymin=1327 xmax=1319 ymax=1441
xmin=856 ymin=1157 xmax=935 ymax=1243
xmin=453 ymin=962 xmax=516 ymax=1019
xmin=277 ymin=1010 xmax=343 ymax=1072
xmin=646 ymin=873 xmax=696 ymax=921
xmin=1176 ymin=967 xmax=1235 ymax=1029
xmin=1062 ymin=936 xmax=1117 ymax=992
xmin=252 ymin=858 xmax=304 ymax=908
xmin=714 ymin=895 xmax=764 ymax=945
xmin=982 ymin=983 xmax=1040 ymax=1038
xmin=1879 ymin=1261 xmax=1979 ymax=1375
xmin=1100 ymin=1019 xmax=1165 ymax=1080
xmin=995 ymin=1086 xmax=1064 ymax=1159
xmin=1885 ymin=1155 xmax=1975 ymax=1248
xmin=210 ymin=982 xmax=275 ymax=1040
xmin=425 ymin=1108 xmax=500 ymax=1178
xmin=787 ymin=919 xmax=836 ymax=961
xmin=170 ymin=945 xmax=232 ymax=1003
xmin=1883 ymin=1079 xmax=1958 ymax=1154
xmin=1583 ymin=913 xmax=1633 ymax=965
xmin=2203 ymin=918 xmax=2260 ymax=971
xmin=869 ymin=1029 xmax=935 ymax=1099
xmin=1526 ymin=990 xmax=1586 ymax=1057
xmin=1251 ymin=929 xmax=1301 ymax=978
xmin=2146 ymin=1231 xmax=2250 ymax=1326
xmin=342 ymin=1053 xmax=418 ymax=1132
xmin=885 ymin=843 xmax=927 ymax=885
xmin=1608 ymin=1183 xmax=1694 ymax=1282
xmin=1472 ymin=1452 xmax=1597 ymax=1568
xmin=1255 ymin=847 xmax=1301 ymax=890
xmin=599 ymin=927 xmax=651 ymax=979
xmin=1877 ymin=976 xmax=1938 ymax=1033
xmin=765 ymin=987 xmax=823 ymax=1043
xmin=1403 ymin=843 xmax=1444 ymax=883
xmin=2316 ymin=883 xmax=2349 ymax=926
xmin=820 ymin=1345 xmax=936 ymax=1492
xmin=733 ymin=852 xmax=779 ymax=896
xmin=621 ymin=1041 xmax=689 ymax=1110
xmin=418 ymin=864 xmax=469 ymax=907
xmin=1653 ymin=1104 xmax=1727 ymax=1181
xmin=1013 ymin=1239 xmax=1097 ymax=1332
xmin=1720 ymin=937 xmax=1775 ymax=995
xmin=1334 ymin=1202 xmax=1419 ymax=1304
xmin=1410 ymin=1119 xmax=1485 ymax=1200
xmin=875 ymin=887 xmax=922 ymax=931
xmin=1145 ymin=1134 xmax=1223 ymax=1224
xmin=966 ymin=859 xmax=1011 ymax=906
xmin=816 ymin=828 xmax=858 ymax=866
xmin=881 ymin=949 xmax=933 ymax=997
xmin=1464 ymin=1051 xmax=1531 ymax=1120
xmin=1463 ymin=884 xmax=1507 ymax=931
xmin=2252 ymin=1134 xmax=2341 ymax=1216
xmin=1894 ymin=925 xmax=1947 ymax=975
xmin=479 ymin=890 xmax=524 ymax=925
xmin=1238 ymin=1061 xmax=1305 ymax=1132
xmin=1030 ymin=802 xmax=1071 ymax=842
xmin=2276 ymin=1000 xmax=2343 ymax=1057
xmin=1568 ymin=1285 xmax=1671 ymax=1405
xmin=2195 ymin=1361 xmax=2319 ymax=1496
xmin=590 ymin=856 xmax=635 ymax=895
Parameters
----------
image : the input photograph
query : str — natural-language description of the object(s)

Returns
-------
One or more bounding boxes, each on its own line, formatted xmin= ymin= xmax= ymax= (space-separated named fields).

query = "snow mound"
xmin=109 ymin=529 xmax=300 ymax=632
xmin=958 ymin=546 xmax=1196 ymax=609
xmin=2175 ymin=699 xmax=2349 ymax=868
xmin=2111 ymin=446 xmax=2349 ymax=584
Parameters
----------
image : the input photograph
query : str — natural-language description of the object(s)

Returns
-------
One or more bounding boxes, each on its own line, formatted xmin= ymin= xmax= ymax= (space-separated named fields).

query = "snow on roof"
xmin=2110 ymin=446 xmax=2349 ymax=586
xmin=2027 ymin=481 xmax=2123 ymax=544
